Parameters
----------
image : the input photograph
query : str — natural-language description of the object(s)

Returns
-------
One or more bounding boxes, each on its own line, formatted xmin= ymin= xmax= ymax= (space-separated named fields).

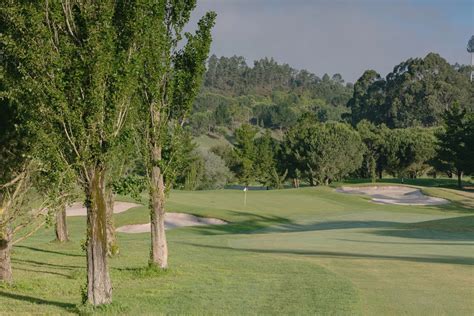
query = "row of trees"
xmin=188 ymin=53 xmax=472 ymax=143
xmin=199 ymin=105 xmax=473 ymax=190
xmin=204 ymin=55 xmax=353 ymax=102
xmin=0 ymin=1 xmax=215 ymax=307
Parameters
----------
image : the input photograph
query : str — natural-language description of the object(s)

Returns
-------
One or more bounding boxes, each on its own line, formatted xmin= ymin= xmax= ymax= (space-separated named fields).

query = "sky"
xmin=188 ymin=0 xmax=474 ymax=83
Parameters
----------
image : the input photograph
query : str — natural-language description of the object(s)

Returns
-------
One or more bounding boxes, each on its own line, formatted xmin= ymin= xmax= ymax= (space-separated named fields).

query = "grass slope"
xmin=1 ymin=186 xmax=473 ymax=315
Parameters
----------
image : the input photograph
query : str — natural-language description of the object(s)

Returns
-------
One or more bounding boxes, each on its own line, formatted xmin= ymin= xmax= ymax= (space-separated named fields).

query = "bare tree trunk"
xmin=149 ymin=145 xmax=168 ymax=269
xmin=309 ymin=175 xmax=315 ymax=186
xmin=85 ymin=169 xmax=112 ymax=306
xmin=457 ymin=171 xmax=463 ymax=189
xmin=105 ymin=188 xmax=118 ymax=256
xmin=0 ymin=227 xmax=12 ymax=284
xmin=55 ymin=205 xmax=69 ymax=242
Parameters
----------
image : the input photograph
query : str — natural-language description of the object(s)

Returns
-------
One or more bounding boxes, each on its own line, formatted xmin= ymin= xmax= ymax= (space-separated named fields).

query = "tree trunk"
xmin=457 ymin=171 xmax=463 ymax=189
xmin=0 ymin=227 xmax=12 ymax=284
xmin=105 ymin=188 xmax=118 ymax=256
xmin=309 ymin=175 xmax=315 ymax=187
xmin=149 ymin=145 xmax=168 ymax=269
xmin=55 ymin=206 xmax=69 ymax=242
xmin=85 ymin=169 xmax=112 ymax=306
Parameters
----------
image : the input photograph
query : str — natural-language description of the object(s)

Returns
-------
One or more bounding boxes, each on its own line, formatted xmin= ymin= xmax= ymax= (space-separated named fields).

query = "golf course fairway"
xmin=1 ymin=185 xmax=472 ymax=315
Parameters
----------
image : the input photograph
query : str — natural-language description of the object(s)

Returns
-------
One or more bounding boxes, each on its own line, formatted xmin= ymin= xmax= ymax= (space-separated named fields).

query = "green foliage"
xmin=435 ymin=104 xmax=474 ymax=186
xmin=254 ymin=131 xmax=280 ymax=187
xmin=285 ymin=119 xmax=365 ymax=185
xmin=233 ymin=124 xmax=258 ymax=185
xmin=349 ymin=53 xmax=472 ymax=128
xmin=197 ymin=151 xmax=232 ymax=190
xmin=112 ymin=176 xmax=146 ymax=201
xmin=382 ymin=128 xmax=437 ymax=178
xmin=188 ymin=55 xmax=352 ymax=136
xmin=135 ymin=1 xmax=216 ymax=190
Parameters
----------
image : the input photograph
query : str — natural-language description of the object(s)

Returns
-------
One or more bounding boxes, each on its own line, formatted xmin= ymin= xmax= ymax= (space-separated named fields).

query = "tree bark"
xmin=0 ymin=227 xmax=12 ymax=284
xmin=457 ymin=171 xmax=463 ymax=189
xmin=85 ymin=169 xmax=112 ymax=306
xmin=105 ymin=188 xmax=118 ymax=256
xmin=309 ymin=175 xmax=315 ymax=187
xmin=55 ymin=205 xmax=69 ymax=243
xmin=149 ymin=145 xmax=168 ymax=269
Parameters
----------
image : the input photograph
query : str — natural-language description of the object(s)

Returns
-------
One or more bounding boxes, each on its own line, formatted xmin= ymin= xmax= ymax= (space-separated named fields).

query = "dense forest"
xmin=188 ymin=55 xmax=353 ymax=134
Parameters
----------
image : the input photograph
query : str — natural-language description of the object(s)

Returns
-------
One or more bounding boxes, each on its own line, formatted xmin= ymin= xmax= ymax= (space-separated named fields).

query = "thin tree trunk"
xmin=457 ymin=171 xmax=463 ymax=189
xmin=105 ymin=188 xmax=118 ymax=256
xmin=55 ymin=205 xmax=69 ymax=242
xmin=85 ymin=169 xmax=112 ymax=306
xmin=149 ymin=145 xmax=168 ymax=269
xmin=0 ymin=227 xmax=12 ymax=284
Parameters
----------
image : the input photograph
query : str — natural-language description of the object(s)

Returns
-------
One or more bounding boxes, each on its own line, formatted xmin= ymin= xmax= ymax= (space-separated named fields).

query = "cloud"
xmin=187 ymin=0 xmax=474 ymax=82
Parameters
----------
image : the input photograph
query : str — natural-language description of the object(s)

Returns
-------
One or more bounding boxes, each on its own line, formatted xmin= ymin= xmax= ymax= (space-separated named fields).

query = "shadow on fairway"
xmin=13 ymin=267 xmax=72 ymax=278
xmin=191 ymin=211 xmax=474 ymax=242
xmin=179 ymin=242 xmax=474 ymax=266
xmin=11 ymin=258 xmax=83 ymax=270
xmin=188 ymin=210 xmax=294 ymax=235
xmin=335 ymin=238 xmax=474 ymax=246
xmin=14 ymin=245 xmax=84 ymax=257
xmin=0 ymin=291 xmax=76 ymax=312
xmin=371 ymin=215 xmax=474 ymax=241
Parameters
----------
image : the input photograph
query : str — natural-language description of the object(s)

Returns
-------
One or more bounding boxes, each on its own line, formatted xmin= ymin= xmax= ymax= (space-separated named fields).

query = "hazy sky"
xmin=188 ymin=0 xmax=474 ymax=82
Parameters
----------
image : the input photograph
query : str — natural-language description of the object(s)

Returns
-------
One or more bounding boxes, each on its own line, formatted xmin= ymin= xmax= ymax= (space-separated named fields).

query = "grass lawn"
xmin=1 ymin=184 xmax=473 ymax=315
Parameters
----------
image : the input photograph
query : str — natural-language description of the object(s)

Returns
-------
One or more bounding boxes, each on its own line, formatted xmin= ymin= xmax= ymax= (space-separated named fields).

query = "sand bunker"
xmin=66 ymin=201 xmax=141 ymax=216
xmin=336 ymin=186 xmax=449 ymax=206
xmin=116 ymin=213 xmax=227 ymax=233
xmin=66 ymin=201 xmax=226 ymax=232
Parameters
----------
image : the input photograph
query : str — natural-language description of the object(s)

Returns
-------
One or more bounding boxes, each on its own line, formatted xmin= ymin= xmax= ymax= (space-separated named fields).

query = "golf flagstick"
xmin=243 ymin=186 xmax=247 ymax=207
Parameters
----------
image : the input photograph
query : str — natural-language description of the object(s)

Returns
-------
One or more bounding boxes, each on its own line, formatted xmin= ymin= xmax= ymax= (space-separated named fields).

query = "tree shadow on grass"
xmin=11 ymin=258 xmax=83 ymax=270
xmin=335 ymin=238 xmax=474 ymax=246
xmin=14 ymin=245 xmax=84 ymax=258
xmin=179 ymin=242 xmax=474 ymax=266
xmin=187 ymin=210 xmax=295 ymax=235
xmin=370 ymin=215 xmax=474 ymax=241
xmin=13 ymin=267 xmax=71 ymax=278
xmin=0 ymin=291 xmax=76 ymax=312
xmin=191 ymin=210 xmax=474 ymax=242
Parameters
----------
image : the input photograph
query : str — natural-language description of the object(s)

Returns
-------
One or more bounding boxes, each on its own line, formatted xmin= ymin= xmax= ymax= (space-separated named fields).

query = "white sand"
xmin=66 ymin=201 xmax=141 ymax=216
xmin=336 ymin=185 xmax=449 ymax=206
xmin=116 ymin=213 xmax=227 ymax=233
xmin=66 ymin=201 xmax=226 ymax=232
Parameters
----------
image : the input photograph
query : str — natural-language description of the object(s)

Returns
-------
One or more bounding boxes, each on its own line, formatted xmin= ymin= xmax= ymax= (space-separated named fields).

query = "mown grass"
xmin=1 ymin=185 xmax=473 ymax=315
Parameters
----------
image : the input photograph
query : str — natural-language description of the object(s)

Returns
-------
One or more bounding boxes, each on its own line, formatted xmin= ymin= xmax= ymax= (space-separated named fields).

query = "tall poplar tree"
xmin=135 ymin=1 xmax=216 ymax=268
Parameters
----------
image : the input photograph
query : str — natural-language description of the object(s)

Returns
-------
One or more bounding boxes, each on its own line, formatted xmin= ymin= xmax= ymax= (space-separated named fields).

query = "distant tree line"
xmin=187 ymin=106 xmax=472 ymax=190
xmin=187 ymin=55 xmax=353 ymax=136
